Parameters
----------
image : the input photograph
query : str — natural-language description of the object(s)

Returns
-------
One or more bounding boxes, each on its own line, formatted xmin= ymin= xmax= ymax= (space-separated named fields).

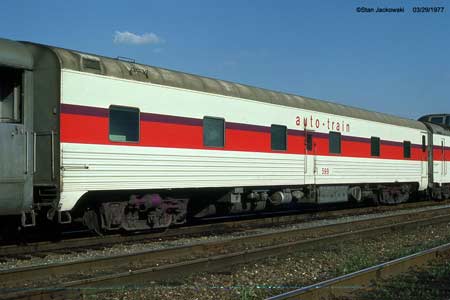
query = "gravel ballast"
xmin=2 ymin=203 xmax=450 ymax=272
xmin=87 ymin=221 xmax=450 ymax=300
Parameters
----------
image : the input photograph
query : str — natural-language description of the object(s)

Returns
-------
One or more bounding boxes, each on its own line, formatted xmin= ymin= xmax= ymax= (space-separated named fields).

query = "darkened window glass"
xmin=430 ymin=116 xmax=444 ymax=124
xmin=271 ymin=124 xmax=287 ymax=151
xmin=203 ymin=117 xmax=224 ymax=147
xmin=0 ymin=67 xmax=22 ymax=123
xmin=403 ymin=141 xmax=411 ymax=158
xmin=422 ymin=135 xmax=426 ymax=152
xmin=109 ymin=106 xmax=140 ymax=142
xmin=329 ymin=131 xmax=341 ymax=154
xmin=371 ymin=137 xmax=380 ymax=157
xmin=446 ymin=116 xmax=450 ymax=126
xmin=306 ymin=133 xmax=313 ymax=151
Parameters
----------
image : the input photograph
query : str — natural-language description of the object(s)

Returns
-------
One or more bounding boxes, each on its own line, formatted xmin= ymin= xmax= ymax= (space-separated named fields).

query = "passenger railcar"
xmin=424 ymin=123 xmax=450 ymax=199
xmin=0 ymin=37 xmax=448 ymax=232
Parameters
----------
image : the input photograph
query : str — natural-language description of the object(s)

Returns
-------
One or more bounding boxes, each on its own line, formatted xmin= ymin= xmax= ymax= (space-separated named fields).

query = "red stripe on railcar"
xmin=433 ymin=146 xmax=450 ymax=161
xmin=60 ymin=104 xmax=427 ymax=161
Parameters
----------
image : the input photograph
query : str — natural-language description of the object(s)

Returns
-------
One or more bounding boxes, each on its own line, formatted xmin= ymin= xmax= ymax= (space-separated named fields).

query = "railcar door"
xmin=304 ymin=131 xmax=316 ymax=185
xmin=420 ymin=133 xmax=428 ymax=188
xmin=442 ymin=138 xmax=447 ymax=183
xmin=0 ymin=66 xmax=33 ymax=215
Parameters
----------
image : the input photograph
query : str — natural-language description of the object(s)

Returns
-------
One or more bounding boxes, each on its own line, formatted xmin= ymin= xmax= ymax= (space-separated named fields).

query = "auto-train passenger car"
xmin=0 ymin=37 xmax=447 ymax=232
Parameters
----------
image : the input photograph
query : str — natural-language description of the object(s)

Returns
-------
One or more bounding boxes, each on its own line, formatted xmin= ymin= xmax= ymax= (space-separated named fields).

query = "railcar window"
xmin=329 ymin=131 xmax=341 ymax=154
xmin=371 ymin=137 xmax=380 ymax=157
xmin=446 ymin=116 xmax=450 ymax=126
xmin=109 ymin=106 xmax=140 ymax=142
xmin=203 ymin=117 xmax=225 ymax=147
xmin=403 ymin=141 xmax=411 ymax=159
xmin=0 ymin=67 xmax=22 ymax=123
xmin=422 ymin=135 xmax=426 ymax=152
xmin=430 ymin=116 xmax=444 ymax=124
xmin=306 ymin=133 xmax=313 ymax=151
xmin=271 ymin=124 xmax=287 ymax=151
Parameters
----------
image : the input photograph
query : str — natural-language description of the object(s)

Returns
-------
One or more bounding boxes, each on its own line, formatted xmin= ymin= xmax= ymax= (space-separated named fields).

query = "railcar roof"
xmin=0 ymin=38 xmax=33 ymax=69
xmin=41 ymin=43 xmax=426 ymax=130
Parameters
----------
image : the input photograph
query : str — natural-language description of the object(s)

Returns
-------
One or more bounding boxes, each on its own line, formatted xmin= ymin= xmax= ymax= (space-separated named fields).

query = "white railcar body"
xmin=59 ymin=70 xmax=428 ymax=210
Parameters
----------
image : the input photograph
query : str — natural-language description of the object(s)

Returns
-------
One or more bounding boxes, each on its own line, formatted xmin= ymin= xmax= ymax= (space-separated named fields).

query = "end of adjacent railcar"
xmin=419 ymin=114 xmax=450 ymax=128
xmin=0 ymin=38 xmax=34 ymax=222
xmin=420 ymin=120 xmax=450 ymax=200
xmin=0 ymin=38 xmax=65 ymax=230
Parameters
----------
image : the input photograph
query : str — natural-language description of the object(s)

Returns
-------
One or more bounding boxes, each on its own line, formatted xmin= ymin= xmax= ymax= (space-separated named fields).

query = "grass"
xmin=356 ymin=260 xmax=450 ymax=300
xmin=238 ymin=286 xmax=258 ymax=300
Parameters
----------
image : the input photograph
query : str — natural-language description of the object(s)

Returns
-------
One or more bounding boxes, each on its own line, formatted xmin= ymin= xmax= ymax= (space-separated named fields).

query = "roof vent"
xmin=82 ymin=57 xmax=101 ymax=70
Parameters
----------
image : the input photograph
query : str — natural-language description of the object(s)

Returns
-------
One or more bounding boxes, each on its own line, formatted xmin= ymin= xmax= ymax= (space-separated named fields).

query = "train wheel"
xmin=82 ymin=209 xmax=102 ymax=236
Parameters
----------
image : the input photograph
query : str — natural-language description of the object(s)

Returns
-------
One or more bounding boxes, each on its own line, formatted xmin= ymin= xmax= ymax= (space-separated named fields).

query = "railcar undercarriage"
xmin=431 ymin=183 xmax=450 ymax=200
xmin=194 ymin=183 xmax=419 ymax=218
xmin=62 ymin=182 xmax=422 ymax=234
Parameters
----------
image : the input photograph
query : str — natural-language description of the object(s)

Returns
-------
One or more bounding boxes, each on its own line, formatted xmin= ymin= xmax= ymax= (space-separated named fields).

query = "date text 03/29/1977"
xmin=356 ymin=7 xmax=445 ymax=13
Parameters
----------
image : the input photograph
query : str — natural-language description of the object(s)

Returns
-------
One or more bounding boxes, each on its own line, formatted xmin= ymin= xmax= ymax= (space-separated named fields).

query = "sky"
xmin=1 ymin=0 xmax=448 ymax=120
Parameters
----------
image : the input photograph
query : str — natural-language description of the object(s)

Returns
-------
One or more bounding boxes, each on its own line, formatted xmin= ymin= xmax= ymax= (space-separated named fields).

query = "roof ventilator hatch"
xmin=81 ymin=54 xmax=101 ymax=71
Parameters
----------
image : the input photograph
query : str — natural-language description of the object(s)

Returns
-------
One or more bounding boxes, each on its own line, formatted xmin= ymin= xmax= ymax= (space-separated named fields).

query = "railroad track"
xmin=2 ymin=204 xmax=450 ymax=300
xmin=1 ymin=200 xmax=448 ymax=258
xmin=267 ymin=241 xmax=450 ymax=300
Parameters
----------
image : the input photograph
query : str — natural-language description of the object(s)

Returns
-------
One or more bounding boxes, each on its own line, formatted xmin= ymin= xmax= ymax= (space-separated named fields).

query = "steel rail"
xmin=266 ymin=242 xmax=450 ymax=300
xmin=2 ymin=211 xmax=450 ymax=300
xmin=1 ymin=200 xmax=447 ymax=257
xmin=0 ymin=211 xmax=310 ymax=257
xmin=2 ymin=206 xmax=450 ymax=285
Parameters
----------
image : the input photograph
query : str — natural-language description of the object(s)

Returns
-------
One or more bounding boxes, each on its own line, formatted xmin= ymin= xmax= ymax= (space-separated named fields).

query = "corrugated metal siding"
xmin=61 ymin=143 xmax=426 ymax=197
xmin=316 ymin=157 xmax=422 ymax=181
xmin=61 ymin=143 xmax=306 ymax=192
xmin=41 ymin=44 xmax=426 ymax=130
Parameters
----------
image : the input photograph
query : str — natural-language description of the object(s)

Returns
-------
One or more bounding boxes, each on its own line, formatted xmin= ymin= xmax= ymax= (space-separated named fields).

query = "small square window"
xmin=271 ymin=124 xmax=287 ymax=151
xmin=329 ymin=131 xmax=341 ymax=154
xmin=203 ymin=117 xmax=225 ymax=147
xmin=371 ymin=137 xmax=380 ymax=157
xmin=109 ymin=106 xmax=140 ymax=142
xmin=403 ymin=141 xmax=411 ymax=158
